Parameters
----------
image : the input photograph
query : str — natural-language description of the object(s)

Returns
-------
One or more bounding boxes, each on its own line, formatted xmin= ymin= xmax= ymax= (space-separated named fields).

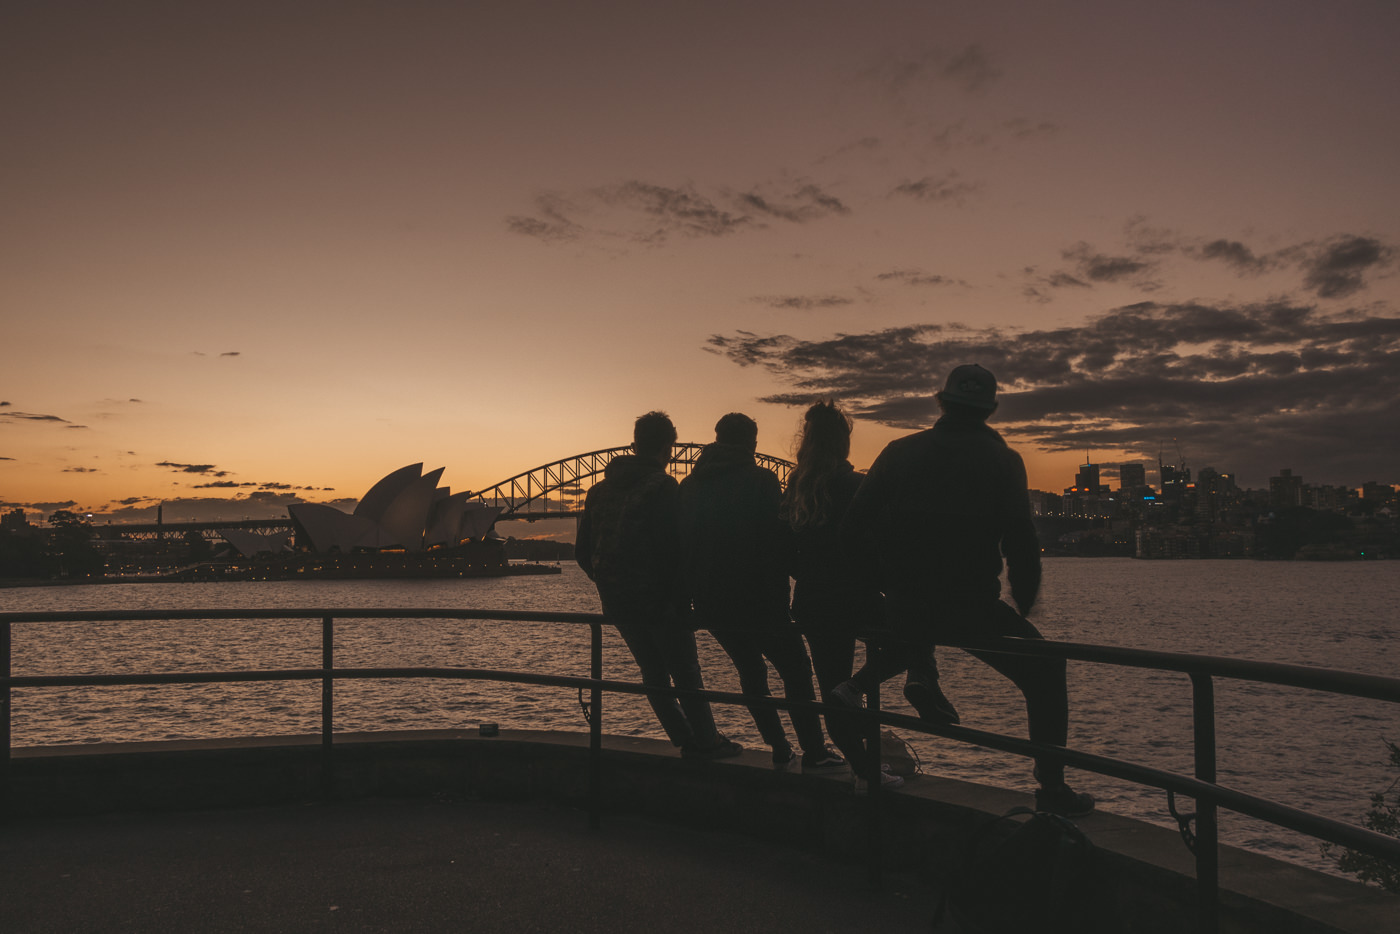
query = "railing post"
xmin=322 ymin=616 xmax=334 ymax=799
xmin=589 ymin=620 xmax=603 ymax=830
xmin=1191 ymin=672 xmax=1220 ymax=934
xmin=865 ymin=636 xmax=884 ymax=890
xmin=2 ymin=619 xmax=10 ymax=819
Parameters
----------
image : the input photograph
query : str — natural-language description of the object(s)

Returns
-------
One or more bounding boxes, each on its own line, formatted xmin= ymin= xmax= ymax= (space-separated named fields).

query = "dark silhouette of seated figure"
xmin=576 ymin=411 xmax=740 ymax=759
xmin=839 ymin=365 xmax=1094 ymax=816
xmin=679 ymin=412 xmax=842 ymax=772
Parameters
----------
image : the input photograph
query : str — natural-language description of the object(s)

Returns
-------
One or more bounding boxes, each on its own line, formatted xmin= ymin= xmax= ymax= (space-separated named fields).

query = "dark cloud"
xmin=1062 ymin=242 xmax=1157 ymax=285
xmin=62 ymin=467 xmax=99 ymax=473
xmin=220 ymin=351 xmax=240 ymax=357
xmin=156 ymin=461 xmax=230 ymax=477
xmin=599 ymin=181 xmax=753 ymax=242
xmin=708 ymin=302 xmax=1400 ymax=486
xmin=1299 ymin=235 xmax=1394 ymax=299
xmin=754 ymin=295 xmax=854 ymax=311
xmin=891 ymin=172 xmax=979 ymax=203
xmin=1 ymin=401 xmax=9 ymax=406
xmin=876 ymin=269 xmax=967 ymax=288
xmin=1198 ymin=239 xmax=1273 ymax=275
xmin=66 ymin=424 xmax=88 ymax=429
xmin=736 ymin=183 xmax=850 ymax=223
xmin=862 ymin=45 xmax=1002 ymax=95
xmin=505 ymin=192 xmax=582 ymax=242
xmin=0 ymin=411 xmax=67 ymax=422
xmin=0 ymin=456 xmax=14 ymax=461
xmin=0 ymin=500 xmax=79 ymax=512
xmin=511 ymin=178 xmax=854 ymax=246
xmin=193 ymin=480 xmax=256 ymax=488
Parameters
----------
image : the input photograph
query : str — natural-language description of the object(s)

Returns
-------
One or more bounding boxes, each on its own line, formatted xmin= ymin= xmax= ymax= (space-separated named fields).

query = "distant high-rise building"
xmin=1160 ymin=463 xmax=1190 ymax=504
xmin=1270 ymin=469 xmax=1304 ymax=508
xmin=1119 ymin=463 xmax=1146 ymax=491
xmin=1074 ymin=461 xmax=1106 ymax=493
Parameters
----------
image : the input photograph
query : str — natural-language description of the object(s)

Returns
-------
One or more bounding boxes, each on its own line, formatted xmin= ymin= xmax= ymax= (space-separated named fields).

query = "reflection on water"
xmin=4 ymin=559 xmax=1399 ymax=876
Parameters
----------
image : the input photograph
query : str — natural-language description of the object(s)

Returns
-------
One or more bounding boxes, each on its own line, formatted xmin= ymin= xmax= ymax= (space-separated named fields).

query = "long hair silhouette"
xmin=782 ymin=401 xmax=852 ymax=530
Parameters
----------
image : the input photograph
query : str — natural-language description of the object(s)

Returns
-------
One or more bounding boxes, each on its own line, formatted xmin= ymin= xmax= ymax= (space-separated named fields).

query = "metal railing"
xmin=3 ymin=608 xmax=1399 ymax=933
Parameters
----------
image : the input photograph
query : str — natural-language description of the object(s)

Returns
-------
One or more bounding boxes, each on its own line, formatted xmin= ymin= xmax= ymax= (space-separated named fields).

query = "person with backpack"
xmin=678 ymin=412 xmax=844 ymax=772
xmin=576 ymin=411 xmax=741 ymax=759
xmin=837 ymin=365 xmax=1094 ymax=816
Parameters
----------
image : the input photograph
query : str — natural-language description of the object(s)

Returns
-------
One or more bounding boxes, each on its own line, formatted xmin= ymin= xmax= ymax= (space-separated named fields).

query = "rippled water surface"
xmin=4 ymin=559 xmax=1398 ymax=877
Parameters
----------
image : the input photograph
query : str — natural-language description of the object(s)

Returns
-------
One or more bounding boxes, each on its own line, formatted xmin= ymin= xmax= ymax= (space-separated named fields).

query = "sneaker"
xmin=830 ymin=680 xmax=864 ymax=709
xmin=801 ymin=746 xmax=847 ymax=771
xmin=1035 ymin=782 xmax=1096 ymax=817
xmin=855 ymin=771 xmax=905 ymax=793
xmin=903 ymin=678 xmax=960 ymax=725
xmin=772 ymin=745 xmax=799 ymax=771
xmin=681 ymin=736 xmax=743 ymax=760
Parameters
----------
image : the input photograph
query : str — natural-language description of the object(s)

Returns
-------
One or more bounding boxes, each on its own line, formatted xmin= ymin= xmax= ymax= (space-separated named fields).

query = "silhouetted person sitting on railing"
xmin=679 ymin=412 xmax=845 ymax=773
xmin=783 ymin=401 xmax=894 ymax=788
xmin=837 ymin=365 xmax=1094 ymax=816
xmin=577 ymin=411 xmax=741 ymax=759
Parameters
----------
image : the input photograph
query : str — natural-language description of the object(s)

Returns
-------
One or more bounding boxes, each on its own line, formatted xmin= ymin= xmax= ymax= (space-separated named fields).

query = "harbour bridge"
xmin=92 ymin=444 xmax=794 ymax=541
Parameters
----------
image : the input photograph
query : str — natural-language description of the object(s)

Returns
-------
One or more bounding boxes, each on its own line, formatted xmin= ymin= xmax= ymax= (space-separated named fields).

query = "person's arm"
xmin=575 ymin=494 xmax=596 ymax=581
xmin=1001 ymin=452 xmax=1041 ymax=616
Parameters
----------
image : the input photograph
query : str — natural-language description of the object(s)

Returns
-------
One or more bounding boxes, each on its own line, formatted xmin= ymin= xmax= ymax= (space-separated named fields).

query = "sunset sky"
xmin=4 ymin=1 xmax=1398 ymax=524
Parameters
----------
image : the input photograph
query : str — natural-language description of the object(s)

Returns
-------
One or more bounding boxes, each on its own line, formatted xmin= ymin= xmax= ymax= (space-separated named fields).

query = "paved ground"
xmin=1 ymin=796 xmax=941 ymax=933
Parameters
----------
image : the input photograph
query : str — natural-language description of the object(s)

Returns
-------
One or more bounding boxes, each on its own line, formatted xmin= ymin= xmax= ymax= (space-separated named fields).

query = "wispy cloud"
xmin=876 ymin=269 xmax=968 ymax=288
xmin=890 ymin=172 xmax=979 ymax=204
xmin=157 ymin=461 xmax=230 ymax=477
xmin=508 ymin=178 xmax=851 ymax=245
xmin=859 ymin=45 xmax=1003 ymax=96
xmin=753 ymin=295 xmax=855 ymax=311
xmin=708 ymin=302 xmax=1400 ymax=485
xmin=62 ymin=467 xmax=99 ymax=473
xmin=0 ymin=411 xmax=68 ymax=423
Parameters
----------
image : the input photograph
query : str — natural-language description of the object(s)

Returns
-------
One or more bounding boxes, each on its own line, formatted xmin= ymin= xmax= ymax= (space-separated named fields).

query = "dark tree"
xmin=47 ymin=509 xmax=105 ymax=578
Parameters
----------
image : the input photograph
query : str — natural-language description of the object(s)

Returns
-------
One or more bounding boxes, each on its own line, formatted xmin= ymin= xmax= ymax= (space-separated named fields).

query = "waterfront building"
xmin=1270 ymin=469 xmax=1305 ymax=508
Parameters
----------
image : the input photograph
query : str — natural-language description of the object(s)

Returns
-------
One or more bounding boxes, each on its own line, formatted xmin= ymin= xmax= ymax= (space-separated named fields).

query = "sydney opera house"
xmin=217 ymin=464 xmax=524 ymax=579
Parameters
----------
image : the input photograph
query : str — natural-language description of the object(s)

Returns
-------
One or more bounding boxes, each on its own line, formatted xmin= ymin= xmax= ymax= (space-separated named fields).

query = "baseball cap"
xmin=937 ymin=364 xmax=998 ymax=410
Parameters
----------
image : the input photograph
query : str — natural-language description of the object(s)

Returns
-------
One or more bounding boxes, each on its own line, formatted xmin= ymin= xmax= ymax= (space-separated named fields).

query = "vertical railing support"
xmin=1191 ymin=672 xmax=1220 ymax=934
xmin=865 ymin=636 xmax=884 ymax=890
xmin=589 ymin=620 xmax=603 ymax=830
xmin=1 ymin=620 xmax=11 ymax=819
xmin=321 ymin=616 xmax=334 ymax=799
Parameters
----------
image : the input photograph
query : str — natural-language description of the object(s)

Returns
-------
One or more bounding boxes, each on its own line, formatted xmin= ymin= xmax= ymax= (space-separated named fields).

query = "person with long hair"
xmin=783 ymin=401 xmax=954 ymax=788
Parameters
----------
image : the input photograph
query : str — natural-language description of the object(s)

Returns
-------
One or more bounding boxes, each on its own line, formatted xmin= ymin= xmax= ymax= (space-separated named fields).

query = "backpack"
xmin=933 ymin=807 xmax=1099 ymax=934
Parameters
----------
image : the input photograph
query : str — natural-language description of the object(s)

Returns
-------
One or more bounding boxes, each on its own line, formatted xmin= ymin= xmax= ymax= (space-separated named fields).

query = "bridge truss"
xmin=470 ymin=443 xmax=794 ymax=521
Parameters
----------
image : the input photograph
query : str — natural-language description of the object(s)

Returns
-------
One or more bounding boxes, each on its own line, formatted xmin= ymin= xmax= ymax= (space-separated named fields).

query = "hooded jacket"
xmin=677 ymin=442 xmax=793 ymax=623
xmin=575 ymin=453 xmax=683 ymax=611
xmin=844 ymin=414 xmax=1041 ymax=615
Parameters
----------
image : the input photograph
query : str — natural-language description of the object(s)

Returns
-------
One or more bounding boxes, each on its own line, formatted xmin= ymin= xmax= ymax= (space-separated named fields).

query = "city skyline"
xmin=4 ymin=2 xmax=1398 ymax=521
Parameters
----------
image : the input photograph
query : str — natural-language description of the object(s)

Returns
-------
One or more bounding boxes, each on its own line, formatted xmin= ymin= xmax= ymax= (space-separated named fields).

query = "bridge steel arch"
xmin=470 ymin=443 xmax=794 ymax=520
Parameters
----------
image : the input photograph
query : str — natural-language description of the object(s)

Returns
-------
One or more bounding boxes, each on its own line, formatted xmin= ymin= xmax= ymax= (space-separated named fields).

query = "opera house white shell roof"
xmin=262 ymin=463 xmax=502 ymax=556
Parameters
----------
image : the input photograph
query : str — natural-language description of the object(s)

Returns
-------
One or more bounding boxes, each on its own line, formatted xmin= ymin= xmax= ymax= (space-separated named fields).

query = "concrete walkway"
xmin=1 ymin=796 xmax=939 ymax=933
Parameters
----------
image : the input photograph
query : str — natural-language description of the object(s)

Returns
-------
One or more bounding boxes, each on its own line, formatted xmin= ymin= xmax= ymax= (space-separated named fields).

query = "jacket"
xmin=575 ymin=453 xmax=683 ymax=611
xmin=677 ymin=442 xmax=793 ymax=623
xmin=789 ymin=460 xmax=881 ymax=629
xmin=844 ymin=414 xmax=1041 ymax=614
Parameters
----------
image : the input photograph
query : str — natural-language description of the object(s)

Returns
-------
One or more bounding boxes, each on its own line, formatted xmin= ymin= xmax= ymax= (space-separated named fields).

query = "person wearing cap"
xmin=835 ymin=364 xmax=1094 ymax=816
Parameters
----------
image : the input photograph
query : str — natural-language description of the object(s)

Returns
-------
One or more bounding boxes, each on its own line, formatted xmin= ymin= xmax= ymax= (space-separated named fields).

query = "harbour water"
xmin=4 ymin=558 xmax=1398 ymax=878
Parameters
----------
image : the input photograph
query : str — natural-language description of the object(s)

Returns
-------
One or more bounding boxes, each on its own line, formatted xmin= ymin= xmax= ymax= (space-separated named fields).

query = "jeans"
xmin=602 ymin=595 xmax=720 ymax=748
xmin=852 ymin=596 xmax=1070 ymax=787
xmin=709 ymin=622 xmax=826 ymax=756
